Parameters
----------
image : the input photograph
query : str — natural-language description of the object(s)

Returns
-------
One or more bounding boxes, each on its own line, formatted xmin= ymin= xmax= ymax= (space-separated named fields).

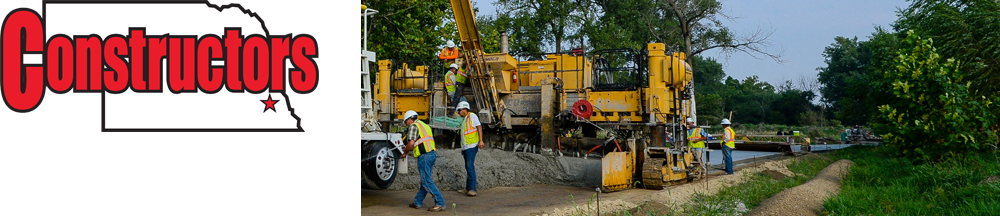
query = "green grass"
xmin=681 ymin=154 xmax=835 ymax=215
xmin=822 ymin=146 xmax=1000 ymax=215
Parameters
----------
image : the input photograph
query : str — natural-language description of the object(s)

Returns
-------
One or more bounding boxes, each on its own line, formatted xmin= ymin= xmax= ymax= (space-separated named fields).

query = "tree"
xmin=363 ymin=0 xmax=454 ymax=61
xmin=770 ymin=81 xmax=818 ymax=126
xmin=873 ymin=31 xmax=998 ymax=162
xmin=718 ymin=75 xmax=776 ymax=124
xmin=655 ymin=0 xmax=783 ymax=65
xmin=896 ymin=0 xmax=1000 ymax=97
xmin=495 ymin=0 xmax=583 ymax=54
xmin=817 ymin=36 xmax=872 ymax=125
xmin=691 ymin=55 xmax=725 ymax=88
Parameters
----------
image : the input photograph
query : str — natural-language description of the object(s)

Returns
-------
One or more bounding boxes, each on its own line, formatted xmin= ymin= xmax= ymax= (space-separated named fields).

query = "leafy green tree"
xmin=770 ymin=81 xmax=818 ymax=126
xmin=873 ymin=31 xmax=998 ymax=162
xmin=896 ymin=0 xmax=1000 ymax=97
xmin=363 ymin=0 xmax=454 ymax=61
xmin=692 ymin=55 xmax=725 ymax=88
xmin=494 ymin=0 xmax=582 ymax=54
xmin=691 ymin=55 xmax=726 ymax=124
xmin=719 ymin=75 xmax=777 ymax=124
xmin=817 ymin=36 xmax=872 ymax=125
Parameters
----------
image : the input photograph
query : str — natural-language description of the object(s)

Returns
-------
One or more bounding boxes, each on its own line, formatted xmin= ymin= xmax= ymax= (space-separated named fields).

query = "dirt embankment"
xmin=388 ymin=148 xmax=602 ymax=191
xmin=550 ymin=158 xmax=799 ymax=216
xmin=746 ymin=159 xmax=854 ymax=216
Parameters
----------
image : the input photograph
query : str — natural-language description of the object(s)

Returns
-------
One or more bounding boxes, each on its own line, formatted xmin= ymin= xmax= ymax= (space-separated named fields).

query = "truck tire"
xmin=362 ymin=141 xmax=399 ymax=189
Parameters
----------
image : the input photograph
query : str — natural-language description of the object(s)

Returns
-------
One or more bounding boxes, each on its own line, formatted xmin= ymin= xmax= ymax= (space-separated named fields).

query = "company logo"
xmin=0 ymin=1 xmax=317 ymax=131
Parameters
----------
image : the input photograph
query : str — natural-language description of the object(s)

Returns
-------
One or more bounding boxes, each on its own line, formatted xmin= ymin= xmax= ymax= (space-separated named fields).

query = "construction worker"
xmin=686 ymin=118 xmax=708 ymax=175
xmin=721 ymin=119 xmax=736 ymax=175
xmin=439 ymin=40 xmax=459 ymax=62
xmin=445 ymin=64 xmax=461 ymax=115
xmin=440 ymin=40 xmax=467 ymax=96
xmin=455 ymin=101 xmax=484 ymax=196
xmin=402 ymin=110 xmax=445 ymax=211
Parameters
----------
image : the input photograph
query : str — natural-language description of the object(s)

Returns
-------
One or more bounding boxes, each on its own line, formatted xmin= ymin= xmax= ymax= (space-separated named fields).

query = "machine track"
xmin=642 ymin=158 xmax=666 ymax=190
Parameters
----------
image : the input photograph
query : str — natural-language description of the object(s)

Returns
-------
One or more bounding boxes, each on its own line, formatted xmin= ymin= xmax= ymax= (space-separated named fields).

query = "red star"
xmin=261 ymin=95 xmax=280 ymax=113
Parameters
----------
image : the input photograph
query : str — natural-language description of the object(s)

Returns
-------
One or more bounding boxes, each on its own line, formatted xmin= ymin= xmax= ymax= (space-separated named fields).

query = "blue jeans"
xmin=722 ymin=145 xmax=734 ymax=174
xmin=461 ymin=147 xmax=478 ymax=191
xmin=414 ymin=151 xmax=445 ymax=207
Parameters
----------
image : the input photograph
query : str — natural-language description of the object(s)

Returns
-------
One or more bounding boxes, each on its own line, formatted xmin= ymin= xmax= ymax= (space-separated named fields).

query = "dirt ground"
xmin=362 ymin=149 xmax=799 ymax=216
xmin=747 ymin=159 xmax=854 ymax=216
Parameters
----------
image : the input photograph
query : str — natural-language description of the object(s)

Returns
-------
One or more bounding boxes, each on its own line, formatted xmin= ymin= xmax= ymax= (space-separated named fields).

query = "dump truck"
xmin=361 ymin=5 xmax=407 ymax=190
xmin=369 ymin=0 xmax=706 ymax=191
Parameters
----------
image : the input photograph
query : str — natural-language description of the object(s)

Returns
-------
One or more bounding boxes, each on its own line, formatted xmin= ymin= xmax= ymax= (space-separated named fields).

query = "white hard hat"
xmin=456 ymin=101 xmax=470 ymax=111
xmin=404 ymin=110 xmax=419 ymax=120
xmin=446 ymin=40 xmax=456 ymax=48
xmin=721 ymin=118 xmax=731 ymax=125
xmin=686 ymin=118 xmax=694 ymax=123
xmin=450 ymin=63 xmax=459 ymax=70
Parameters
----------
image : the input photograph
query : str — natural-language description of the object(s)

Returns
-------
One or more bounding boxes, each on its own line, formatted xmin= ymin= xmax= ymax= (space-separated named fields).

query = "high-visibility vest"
xmin=456 ymin=68 xmax=468 ymax=84
xmin=461 ymin=114 xmax=480 ymax=146
xmin=412 ymin=120 xmax=436 ymax=158
xmin=723 ymin=127 xmax=736 ymax=148
xmin=444 ymin=71 xmax=456 ymax=93
xmin=439 ymin=48 xmax=458 ymax=60
xmin=688 ymin=128 xmax=705 ymax=148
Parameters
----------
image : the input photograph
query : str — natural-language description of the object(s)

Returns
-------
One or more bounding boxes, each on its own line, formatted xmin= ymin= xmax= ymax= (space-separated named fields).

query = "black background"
xmin=0 ymin=0 xmax=336 ymax=209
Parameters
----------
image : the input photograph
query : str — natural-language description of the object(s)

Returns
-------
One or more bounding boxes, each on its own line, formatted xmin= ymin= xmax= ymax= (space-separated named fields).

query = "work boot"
xmin=457 ymin=189 xmax=467 ymax=194
xmin=466 ymin=190 xmax=477 ymax=196
xmin=409 ymin=203 xmax=421 ymax=209
xmin=428 ymin=206 xmax=445 ymax=211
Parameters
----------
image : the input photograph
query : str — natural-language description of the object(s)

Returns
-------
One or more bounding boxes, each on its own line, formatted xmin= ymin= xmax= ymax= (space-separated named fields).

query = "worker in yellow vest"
xmin=445 ymin=64 xmax=462 ymax=116
xmin=721 ymin=118 xmax=736 ymax=175
xmin=686 ymin=118 xmax=708 ymax=175
xmin=402 ymin=110 xmax=445 ymax=211
xmin=455 ymin=101 xmax=484 ymax=196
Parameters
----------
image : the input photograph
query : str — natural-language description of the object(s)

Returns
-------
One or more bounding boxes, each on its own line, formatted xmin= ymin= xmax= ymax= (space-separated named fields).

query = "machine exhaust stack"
xmin=500 ymin=31 xmax=509 ymax=54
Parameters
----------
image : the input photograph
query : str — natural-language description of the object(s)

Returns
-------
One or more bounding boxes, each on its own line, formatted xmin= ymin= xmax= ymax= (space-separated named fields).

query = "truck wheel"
xmin=362 ymin=141 xmax=399 ymax=189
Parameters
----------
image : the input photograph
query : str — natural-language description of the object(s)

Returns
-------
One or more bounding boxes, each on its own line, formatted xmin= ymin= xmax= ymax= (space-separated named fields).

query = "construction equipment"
xmin=368 ymin=0 xmax=703 ymax=192
xmin=361 ymin=5 xmax=407 ymax=190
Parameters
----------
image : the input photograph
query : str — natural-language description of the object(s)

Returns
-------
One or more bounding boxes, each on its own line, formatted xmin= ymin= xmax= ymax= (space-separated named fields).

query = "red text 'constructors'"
xmin=1 ymin=9 xmax=319 ymax=112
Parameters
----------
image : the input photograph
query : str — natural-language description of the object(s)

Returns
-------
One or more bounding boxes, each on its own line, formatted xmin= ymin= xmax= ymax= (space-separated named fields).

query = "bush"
xmin=872 ymin=31 xmax=999 ymax=162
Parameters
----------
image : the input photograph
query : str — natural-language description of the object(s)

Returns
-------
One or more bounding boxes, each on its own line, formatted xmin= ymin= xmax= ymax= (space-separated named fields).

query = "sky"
xmin=472 ymin=0 xmax=910 ymax=96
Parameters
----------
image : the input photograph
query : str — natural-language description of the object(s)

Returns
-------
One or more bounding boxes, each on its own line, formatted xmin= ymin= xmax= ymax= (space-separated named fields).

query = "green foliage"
xmin=896 ymin=0 xmax=1000 ymax=97
xmin=824 ymin=145 xmax=1000 ymax=215
xmin=817 ymin=36 xmax=873 ymax=126
xmin=872 ymin=31 xmax=999 ymax=162
xmin=822 ymin=0 xmax=1000 ymax=128
xmin=494 ymin=0 xmax=582 ymax=54
xmin=363 ymin=0 xmax=454 ymax=61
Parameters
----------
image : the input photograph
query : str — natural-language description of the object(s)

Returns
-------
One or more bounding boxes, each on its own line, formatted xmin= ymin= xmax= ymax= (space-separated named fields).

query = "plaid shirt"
xmin=406 ymin=123 xmax=421 ymax=143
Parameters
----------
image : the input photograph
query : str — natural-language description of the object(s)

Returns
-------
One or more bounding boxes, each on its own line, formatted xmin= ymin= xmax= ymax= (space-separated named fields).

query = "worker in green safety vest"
xmin=721 ymin=118 xmax=736 ymax=175
xmin=687 ymin=118 xmax=708 ymax=175
xmin=402 ymin=110 xmax=445 ymax=211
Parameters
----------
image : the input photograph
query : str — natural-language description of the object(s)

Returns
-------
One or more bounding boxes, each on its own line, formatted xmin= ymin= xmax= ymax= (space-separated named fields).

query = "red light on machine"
xmin=512 ymin=70 xmax=518 ymax=83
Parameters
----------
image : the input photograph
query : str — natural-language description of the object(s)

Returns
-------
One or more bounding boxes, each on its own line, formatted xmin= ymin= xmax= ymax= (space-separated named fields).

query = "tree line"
xmin=818 ymin=0 xmax=999 ymax=161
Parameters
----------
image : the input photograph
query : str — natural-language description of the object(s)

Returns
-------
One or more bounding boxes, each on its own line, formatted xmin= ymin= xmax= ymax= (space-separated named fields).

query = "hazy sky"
xmin=472 ymin=0 xmax=910 ymax=94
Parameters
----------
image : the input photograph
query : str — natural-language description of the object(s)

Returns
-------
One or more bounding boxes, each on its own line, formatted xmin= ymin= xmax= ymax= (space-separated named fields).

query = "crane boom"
xmin=449 ymin=0 xmax=503 ymax=127
xmin=450 ymin=0 xmax=483 ymax=52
